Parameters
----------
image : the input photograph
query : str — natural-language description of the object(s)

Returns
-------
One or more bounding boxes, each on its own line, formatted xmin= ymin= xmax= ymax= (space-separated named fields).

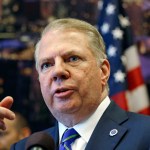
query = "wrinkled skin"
xmin=37 ymin=30 xmax=110 ymax=127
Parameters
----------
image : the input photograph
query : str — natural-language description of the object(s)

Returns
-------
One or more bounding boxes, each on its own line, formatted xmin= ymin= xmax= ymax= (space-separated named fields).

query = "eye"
xmin=41 ymin=62 xmax=52 ymax=71
xmin=68 ymin=56 xmax=80 ymax=62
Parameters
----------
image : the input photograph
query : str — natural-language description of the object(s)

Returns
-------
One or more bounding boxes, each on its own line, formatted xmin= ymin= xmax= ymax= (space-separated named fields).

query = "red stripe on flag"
xmin=111 ymin=91 xmax=128 ymax=111
xmin=139 ymin=107 xmax=150 ymax=115
xmin=127 ymin=67 xmax=144 ymax=91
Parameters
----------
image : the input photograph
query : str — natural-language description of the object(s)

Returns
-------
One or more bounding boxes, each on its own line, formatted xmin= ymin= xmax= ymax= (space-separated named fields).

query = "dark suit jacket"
xmin=10 ymin=101 xmax=150 ymax=150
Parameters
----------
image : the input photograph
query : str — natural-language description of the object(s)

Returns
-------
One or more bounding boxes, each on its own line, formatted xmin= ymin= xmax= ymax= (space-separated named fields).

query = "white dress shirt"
xmin=58 ymin=96 xmax=111 ymax=150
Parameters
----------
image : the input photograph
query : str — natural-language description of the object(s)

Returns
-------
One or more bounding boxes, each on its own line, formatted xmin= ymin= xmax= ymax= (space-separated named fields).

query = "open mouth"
xmin=55 ymin=88 xmax=68 ymax=93
xmin=54 ymin=88 xmax=74 ymax=98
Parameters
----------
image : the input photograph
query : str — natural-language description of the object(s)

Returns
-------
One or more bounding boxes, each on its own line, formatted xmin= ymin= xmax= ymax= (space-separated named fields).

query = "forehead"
xmin=41 ymin=29 xmax=88 ymax=44
xmin=38 ymin=29 xmax=92 ymax=56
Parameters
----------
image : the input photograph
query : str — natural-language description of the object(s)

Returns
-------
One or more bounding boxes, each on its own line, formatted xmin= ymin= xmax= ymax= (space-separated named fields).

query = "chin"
xmin=56 ymin=105 xmax=79 ymax=114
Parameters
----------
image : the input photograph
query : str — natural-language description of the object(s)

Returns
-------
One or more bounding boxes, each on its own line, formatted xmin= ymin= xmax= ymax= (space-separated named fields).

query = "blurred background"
xmin=0 ymin=0 xmax=149 ymax=132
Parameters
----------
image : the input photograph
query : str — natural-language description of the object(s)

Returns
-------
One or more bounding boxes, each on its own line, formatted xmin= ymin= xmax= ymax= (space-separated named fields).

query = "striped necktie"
xmin=59 ymin=128 xmax=80 ymax=150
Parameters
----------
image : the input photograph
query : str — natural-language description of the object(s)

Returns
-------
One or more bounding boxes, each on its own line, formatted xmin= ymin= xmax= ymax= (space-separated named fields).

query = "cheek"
xmin=81 ymin=67 xmax=101 ymax=87
xmin=5 ymin=132 xmax=17 ymax=142
xmin=78 ymin=67 xmax=102 ymax=98
xmin=39 ymin=77 xmax=51 ymax=105
xmin=39 ymin=80 xmax=46 ymax=97
xmin=39 ymin=75 xmax=49 ymax=93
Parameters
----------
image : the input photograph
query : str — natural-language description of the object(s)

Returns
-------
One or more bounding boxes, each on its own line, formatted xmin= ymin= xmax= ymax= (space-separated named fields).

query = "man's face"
xmin=38 ymin=30 xmax=109 ymax=125
xmin=0 ymin=119 xmax=20 ymax=150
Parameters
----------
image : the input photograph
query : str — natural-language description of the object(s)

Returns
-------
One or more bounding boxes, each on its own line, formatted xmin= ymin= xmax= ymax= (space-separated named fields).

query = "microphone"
xmin=25 ymin=131 xmax=55 ymax=150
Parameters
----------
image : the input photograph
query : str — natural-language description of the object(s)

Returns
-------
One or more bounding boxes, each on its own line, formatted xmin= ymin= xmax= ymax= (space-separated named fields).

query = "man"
xmin=0 ymin=112 xmax=31 ymax=150
xmin=0 ymin=18 xmax=150 ymax=150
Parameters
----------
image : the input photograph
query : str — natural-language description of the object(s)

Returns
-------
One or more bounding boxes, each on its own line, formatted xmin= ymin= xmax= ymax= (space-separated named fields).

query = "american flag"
xmin=97 ymin=0 xmax=150 ymax=115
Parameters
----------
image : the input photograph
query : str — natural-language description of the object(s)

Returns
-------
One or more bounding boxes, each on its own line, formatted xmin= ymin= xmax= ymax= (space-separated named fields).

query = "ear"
xmin=19 ymin=127 xmax=31 ymax=139
xmin=99 ymin=59 xmax=110 ymax=86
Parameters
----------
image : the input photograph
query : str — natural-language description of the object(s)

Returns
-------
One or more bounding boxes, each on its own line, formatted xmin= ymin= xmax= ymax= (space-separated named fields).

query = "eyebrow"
xmin=38 ymin=49 xmax=83 ymax=63
xmin=62 ymin=50 xmax=79 ymax=57
xmin=39 ymin=58 xmax=52 ymax=65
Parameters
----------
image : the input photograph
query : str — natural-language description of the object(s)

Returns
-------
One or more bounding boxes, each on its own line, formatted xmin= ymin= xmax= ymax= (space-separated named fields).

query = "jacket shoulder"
xmin=10 ymin=127 xmax=55 ymax=150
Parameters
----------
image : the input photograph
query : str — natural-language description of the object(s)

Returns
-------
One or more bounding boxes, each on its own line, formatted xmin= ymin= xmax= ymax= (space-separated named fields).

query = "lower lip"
xmin=54 ymin=90 xmax=74 ymax=98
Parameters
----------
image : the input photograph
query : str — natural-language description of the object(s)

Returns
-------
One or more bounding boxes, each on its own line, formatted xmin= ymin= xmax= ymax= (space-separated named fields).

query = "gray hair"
xmin=34 ymin=18 xmax=107 ymax=70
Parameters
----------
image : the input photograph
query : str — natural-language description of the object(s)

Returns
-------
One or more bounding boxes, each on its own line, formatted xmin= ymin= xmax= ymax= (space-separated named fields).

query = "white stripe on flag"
xmin=126 ymin=85 xmax=149 ymax=112
xmin=124 ymin=45 xmax=140 ymax=71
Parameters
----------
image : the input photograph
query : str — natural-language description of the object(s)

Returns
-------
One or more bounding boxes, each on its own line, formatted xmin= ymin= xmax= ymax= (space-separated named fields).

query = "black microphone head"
xmin=25 ymin=131 xmax=55 ymax=150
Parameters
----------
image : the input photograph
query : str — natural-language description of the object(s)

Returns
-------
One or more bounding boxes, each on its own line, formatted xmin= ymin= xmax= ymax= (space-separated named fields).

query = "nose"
xmin=51 ymin=58 xmax=70 ymax=83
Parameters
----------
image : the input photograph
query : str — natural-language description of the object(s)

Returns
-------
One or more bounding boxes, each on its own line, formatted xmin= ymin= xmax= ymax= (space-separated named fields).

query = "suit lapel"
xmin=85 ymin=101 xmax=129 ymax=150
xmin=46 ymin=122 xmax=59 ymax=150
